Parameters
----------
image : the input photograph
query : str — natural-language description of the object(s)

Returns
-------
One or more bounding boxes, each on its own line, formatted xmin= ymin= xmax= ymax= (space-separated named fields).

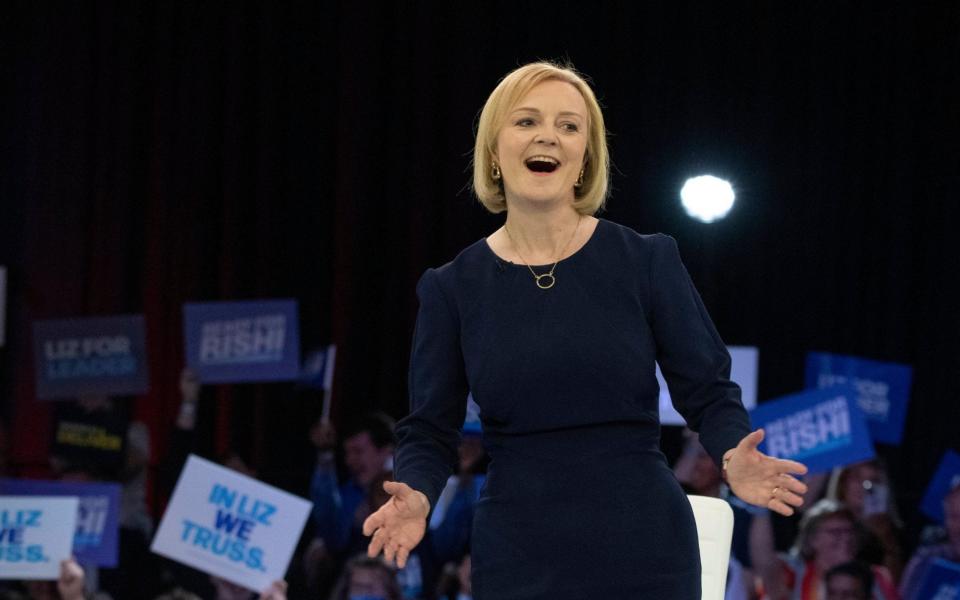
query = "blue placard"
xmin=183 ymin=300 xmax=300 ymax=384
xmin=916 ymin=559 xmax=960 ymax=599
xmin=804 ymin=352 xmax=913 ymax=445
xmin=0 ymin=479 xmax=121 ymax=567
xmin=32 ymin=315 xmax=150 ymax=400
xmin=920 ymin=450 xmax=960 ymax=522
xmin=749 ymin=386 xmax=875 ymax=474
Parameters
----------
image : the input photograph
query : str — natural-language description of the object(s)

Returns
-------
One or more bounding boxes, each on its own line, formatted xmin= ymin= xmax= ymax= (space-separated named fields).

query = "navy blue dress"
xmin=394 ymin=219 xmax=751 ymax=599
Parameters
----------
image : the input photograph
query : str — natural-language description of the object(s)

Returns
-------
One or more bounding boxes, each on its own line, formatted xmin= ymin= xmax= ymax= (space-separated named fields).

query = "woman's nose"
xmin=534 ymin=129 xmax=557 ymax=145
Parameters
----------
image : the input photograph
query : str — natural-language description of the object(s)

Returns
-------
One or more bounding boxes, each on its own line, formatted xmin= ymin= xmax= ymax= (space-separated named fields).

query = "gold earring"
xmin=491 ymin=163 xmax=501 ymax=181
xmin=574 ymin=169 xmax=584 ymax=188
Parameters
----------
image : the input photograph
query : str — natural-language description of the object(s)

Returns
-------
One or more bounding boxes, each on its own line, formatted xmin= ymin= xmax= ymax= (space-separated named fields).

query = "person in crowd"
xmin=48 ymin=394 xmax=158 ymax=600
xmin=426 ymin=404 xmax=487 ymax=569
xmin=6 ymin=559 xmax=109 ymax=600
xmin=435 ymin=554 xmax=472 ymax=600
xmin=208 ymin=578 xmax=288 ymax=600
xmin=825 ymin=561 xmax=875 ymax=600
xmin=898 ymin=482 xmax=960 ymax=599
xmin=674 ymin=430 xmax=758 ymax=599
xmin=327 ymin=555 xmax=403 ymax=600
xmin=154 ymin=368 xmax=262 ymax=599
xmin=308 ymin=412 xmax=395 ymax=554
xmin=751 ymin=499 xmax=898 ymax=599
xmin=827 ymin=460 xmax=905 ymax=581
xmin=362 ymin=60 xmax=808 ymax=599
xmin=301 ymin=413 xmax=395 ymax=598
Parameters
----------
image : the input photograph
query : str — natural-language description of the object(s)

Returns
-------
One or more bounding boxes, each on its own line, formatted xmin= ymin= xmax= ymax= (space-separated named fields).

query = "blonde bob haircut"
xmin=472 ymin=61 xmax=610 ymax=215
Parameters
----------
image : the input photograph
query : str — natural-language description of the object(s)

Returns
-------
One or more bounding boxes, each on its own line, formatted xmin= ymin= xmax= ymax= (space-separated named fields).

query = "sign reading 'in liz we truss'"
xmin=0 ymin=479 xmax=121 ymax=567
xmin=0 ymin=496 xmax=78 ymax=580
xmin=32 ymin=315 xmax=150 ymax=399
xmin=183 ymin=300 xmax=300 ymax=384
xmin=749 ymin=386 xmax=875 ymax=474
xmin=150 ymin=455 xmax=311 ymax=593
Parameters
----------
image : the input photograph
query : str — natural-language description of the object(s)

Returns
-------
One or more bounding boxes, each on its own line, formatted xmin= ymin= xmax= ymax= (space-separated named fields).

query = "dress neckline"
xmin=482 ymin=218 xmax=605 ymax=269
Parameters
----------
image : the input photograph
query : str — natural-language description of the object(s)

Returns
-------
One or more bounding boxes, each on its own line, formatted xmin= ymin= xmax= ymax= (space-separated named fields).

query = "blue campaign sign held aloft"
xmin=916 ymin=559 xmax=960 ymax=599
xmin=805 ymin=352 xmax=913 ymax=445
xmin=32 ymin=315 xmax=150 ymax=400
xmin=184 ymin=300 xmax=300 ymax=384
xmin=749 ymin=386 xmax=875 ymax=475
xmin=920 ymin=450 xmax=960 ymax=522
xmin=0 ymin=479 xmax=120 ymax=567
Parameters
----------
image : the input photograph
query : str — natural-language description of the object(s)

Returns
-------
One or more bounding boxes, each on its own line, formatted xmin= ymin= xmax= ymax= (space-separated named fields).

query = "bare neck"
xmin=502 ymin=205 xmax=583 ymax=263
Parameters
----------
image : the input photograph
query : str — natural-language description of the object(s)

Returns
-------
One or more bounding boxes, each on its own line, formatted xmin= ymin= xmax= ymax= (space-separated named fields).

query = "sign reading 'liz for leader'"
xmin=805 ymin=352 xmax=913 ymax=445
xmin=0 ymin=479 xmax=121 ymax=567
xmin=151 ymin=455 xmax=312 ymax=593
xmin=0 ymin=496 xmax=79 ymax=580
xmin=32 ymin=315 xmax=150 ymax=399
xmin=184 ymin=300 xmax=300 ymax=383
xmin=749 ymin=386 xmax=875 ymax=474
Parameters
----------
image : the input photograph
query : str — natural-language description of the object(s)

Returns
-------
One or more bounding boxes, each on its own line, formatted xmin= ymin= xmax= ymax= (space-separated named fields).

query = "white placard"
xmin=0 ymin=496 xmax=79 ymax=580
xmin=659 ymin=345 xmax=759 ymax=426
xmin=0 ymin=266 xmax=6 ymax=348
xmin=151 ymin=455 xmax=312 ymax=593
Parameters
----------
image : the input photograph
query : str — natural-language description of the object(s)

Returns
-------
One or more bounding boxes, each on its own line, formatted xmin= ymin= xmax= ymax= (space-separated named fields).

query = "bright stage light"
xmin=680 ymin=175 xmax=735 ymax=223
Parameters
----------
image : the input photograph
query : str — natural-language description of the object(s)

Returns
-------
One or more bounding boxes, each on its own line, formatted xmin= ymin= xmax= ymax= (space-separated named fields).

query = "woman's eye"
xmin=516 ymin=118 xmax=535 ymax=127
xmin=561 ymin=123 xmax=580 ymax=132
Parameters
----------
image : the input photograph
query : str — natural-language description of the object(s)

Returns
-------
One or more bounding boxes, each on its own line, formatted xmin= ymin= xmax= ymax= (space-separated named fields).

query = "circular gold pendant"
xmin=535 ymin=273 xmax=556 ymax=289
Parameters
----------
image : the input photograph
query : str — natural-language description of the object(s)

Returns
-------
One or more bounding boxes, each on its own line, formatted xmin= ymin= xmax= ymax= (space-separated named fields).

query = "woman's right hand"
xmin=362 ymin=480 xmax=429 ymax=568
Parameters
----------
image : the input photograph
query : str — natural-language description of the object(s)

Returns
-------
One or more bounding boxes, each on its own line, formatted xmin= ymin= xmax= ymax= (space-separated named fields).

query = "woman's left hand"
xmin=724 ymin=429 xmax=809 ymax=516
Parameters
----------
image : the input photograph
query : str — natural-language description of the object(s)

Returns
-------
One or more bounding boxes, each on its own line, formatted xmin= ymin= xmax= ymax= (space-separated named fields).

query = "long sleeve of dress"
xmin=649 ymin=234 xmax=752 ymax=465
xmin=392 ymin=268 xmax=469 ymax=512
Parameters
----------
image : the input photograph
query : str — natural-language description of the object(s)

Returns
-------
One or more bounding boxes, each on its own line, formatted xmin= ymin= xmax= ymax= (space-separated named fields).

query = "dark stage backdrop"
xmin=2 ymin=2 xmax=958 ymax=535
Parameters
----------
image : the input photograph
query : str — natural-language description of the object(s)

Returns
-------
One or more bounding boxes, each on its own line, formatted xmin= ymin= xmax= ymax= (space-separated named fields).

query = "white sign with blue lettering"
xmin=0 ymin=496 xmax=79 ymax=580
xmin=150 ymin=455 xmax=312 ymax=593
xmin=659 ymin=346 xmax=758 ymax=426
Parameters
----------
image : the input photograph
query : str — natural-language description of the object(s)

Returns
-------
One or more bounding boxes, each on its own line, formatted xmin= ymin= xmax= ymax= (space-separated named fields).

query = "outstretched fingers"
xmin=367 ymin=526 xmax=388 ymax=558
xmin=768 ymin=497 xmax=796 ymax=517
xmin=778 ymin=472 xmax=809 ymax=496
xmin=362 ymin=510 xmax=385 ymax=536
xmin=774 ymin=457 xmax=808 ymax=476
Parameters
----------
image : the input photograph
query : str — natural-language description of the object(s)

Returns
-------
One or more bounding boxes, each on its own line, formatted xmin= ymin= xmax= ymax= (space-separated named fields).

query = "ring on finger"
xmin=771 ymin=485 xmax=781 ymax=498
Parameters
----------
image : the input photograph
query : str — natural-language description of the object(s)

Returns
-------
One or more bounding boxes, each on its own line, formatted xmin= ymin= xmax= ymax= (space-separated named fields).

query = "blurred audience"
xmin=327 ymin=555 xmax=403 ymax=600
xmin=435 ymin=554 xmax=472 ymax=600
xmin=825 ymin=561 xmax=874 ymax=600
xmin=308 ymin=412 xmax=395 ymax=555
xmin=826 ymin=460 xmax=905 ymax=581
xmin=898 ymin=482 xmax=960 ymax=599
xmin=674 ymin=429 xmax=758 ymax=599
xmin=751 ymin=499 xmax=898 ymax=599
xmin=303 ymin=412 xmax=394 ymax=597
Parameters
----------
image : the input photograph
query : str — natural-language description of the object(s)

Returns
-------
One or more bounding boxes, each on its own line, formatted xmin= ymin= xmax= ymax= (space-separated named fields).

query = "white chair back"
xmin=687 ymin=494 xmax=735 ymax=600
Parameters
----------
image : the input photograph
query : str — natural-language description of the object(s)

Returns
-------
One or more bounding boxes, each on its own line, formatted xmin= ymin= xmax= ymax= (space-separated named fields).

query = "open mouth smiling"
xmin=524 ymin=155 xmax=560 ymax=173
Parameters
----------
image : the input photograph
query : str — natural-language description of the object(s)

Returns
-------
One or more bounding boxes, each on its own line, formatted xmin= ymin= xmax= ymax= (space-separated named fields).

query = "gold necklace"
xmin=505 ymin=215 xmax=582 ymax=290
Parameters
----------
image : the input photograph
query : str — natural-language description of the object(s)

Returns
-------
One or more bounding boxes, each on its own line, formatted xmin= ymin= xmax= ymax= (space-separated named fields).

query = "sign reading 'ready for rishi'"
xmin=749 ymin=385 xmax=875 ymax=474
xmin=183 ymin=300 xmax=300 ymax=383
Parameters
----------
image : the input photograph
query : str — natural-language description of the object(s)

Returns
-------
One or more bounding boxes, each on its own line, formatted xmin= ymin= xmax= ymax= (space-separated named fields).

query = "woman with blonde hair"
xmin=363 ymin=60 xmax=809 ymax=598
